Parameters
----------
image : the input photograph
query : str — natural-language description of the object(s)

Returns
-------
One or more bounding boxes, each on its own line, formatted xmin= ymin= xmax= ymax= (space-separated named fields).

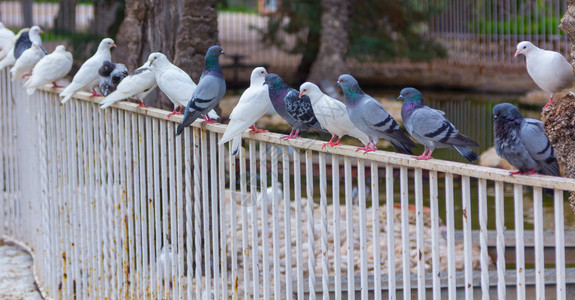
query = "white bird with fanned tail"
xmin=59 ymin=38 xmax=116 ymax=103
xmin=99 ymin=60 xmax=157 ymax=109
xmin=10 ymin=41 xmax=44 ymax=80
xmin=147 ymin=52 xmax=196 ymax=118
xmin=219 ymin=67 xmax=270 ymax=155
xmin=24 ymin=45 xmax=73 ymax=95
xmin=299 ymin=81 xmax=369 ymax=149
xmin=515 ymin=41 xmax=575 ymax=109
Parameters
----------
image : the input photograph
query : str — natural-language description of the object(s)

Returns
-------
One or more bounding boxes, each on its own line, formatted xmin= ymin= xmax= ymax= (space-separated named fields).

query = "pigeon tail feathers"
xmin=453 ymin=145 xmax=479 ymax=162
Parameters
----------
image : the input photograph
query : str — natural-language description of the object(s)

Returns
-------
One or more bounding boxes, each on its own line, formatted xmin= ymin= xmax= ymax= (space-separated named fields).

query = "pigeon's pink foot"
xmin=356 ymin=144 xmax=370 ymax=152
xmin=543 ymin=98 xmax=554 ymax=110
xmin=249 ymin=125 xmax=267 ymax=134
xmin=202 ymin=115 xmax=217 ymax=124
xmin=22 ymin=73 xmax=31 ymax=79
xmin=322 ymin=135 xmax=338 ymax=149
xmin=137 ymin=99 xmax=150 ymax=108
xmin=510 ymin=169 xmax=537 ymax=176
xmin=415 ymin=154 xmax=431 ymax=160
xmin=51 ymin=81 xmax=63 ymax=88
xmin=281 ymin=129 xmax=296 ymax=140
xmin=167 ymin=107 xmax=180 ymax=118
xmin=90 ymin=89 xmax=103 ymax=97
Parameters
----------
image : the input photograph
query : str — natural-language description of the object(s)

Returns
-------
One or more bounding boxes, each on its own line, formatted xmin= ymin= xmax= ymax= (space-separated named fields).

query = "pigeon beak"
xmin=397 ymin=95 xmax=403 ymax=101
xmin=336 ymin=81 xmax=340 ymax=87
xmin=112 ymin=44 xmax=118 ymax=48
xmin=514 ymin=50 xmax=520 ymax=57
xmin=221 ymin=51 xmax=226 ymax=55
xmin=40 ymin=30 xmax=44 ymax=34
xmin=298 ymin=92 xmax=303 ymax=98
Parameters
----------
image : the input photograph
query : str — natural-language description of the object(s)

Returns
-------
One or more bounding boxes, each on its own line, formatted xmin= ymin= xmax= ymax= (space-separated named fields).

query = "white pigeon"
xmin=219 ymin=67 xmax=270 ymax=155
xmin=0 ymin=28 xmax=28 ymax=69
xmin=147 ymin=52 xmax=196 ymax=118
xmin=10 ymin=41 xmax=44 ymax=80
xmin=99 ymin=60 xmax=157 ymax=109
xmin=59 ymin=38 xmax=116 ymax=104
xmin=24 ymin=45 xmax=73 ymax=95
xmin=515 ymin=41 xmax=575 ymax=109
xmin=299 ymin=81 xmax=369 ymax=148
xmin=0 ymin=22 xmax=15 ymax=51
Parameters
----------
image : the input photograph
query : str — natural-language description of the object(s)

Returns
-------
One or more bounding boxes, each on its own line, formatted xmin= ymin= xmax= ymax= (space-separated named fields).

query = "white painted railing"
xmin=1 ymin=67 xmax=575 ymax=299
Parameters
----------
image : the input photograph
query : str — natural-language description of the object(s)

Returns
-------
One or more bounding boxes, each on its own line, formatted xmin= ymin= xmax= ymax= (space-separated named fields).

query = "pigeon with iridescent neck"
xmin=176 ymin=45 xmax=226 ymax=136
xmin=263 ymin=73 xmax=323 ymax=139
xmin=493 ymin=103 xmax=559 ymax=176
xmin=397 ymin=87 xmax=479 ymax=161
xmin=337 ymin=74 xmax=415 ymax=154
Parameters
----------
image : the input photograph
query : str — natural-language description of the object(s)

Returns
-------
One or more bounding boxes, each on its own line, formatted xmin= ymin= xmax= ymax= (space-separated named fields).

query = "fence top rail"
xmin=40 ymin=85 xmax=575 ymax=192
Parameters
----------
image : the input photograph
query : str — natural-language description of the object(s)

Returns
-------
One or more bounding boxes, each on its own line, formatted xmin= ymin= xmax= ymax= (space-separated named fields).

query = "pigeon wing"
xmin=13 ymin=32 xmax=31 ymax=59
xmin=409 ymin=106 xmax=478 ymax=147
xmin=519 ymin=119 xmax=560 ymax=176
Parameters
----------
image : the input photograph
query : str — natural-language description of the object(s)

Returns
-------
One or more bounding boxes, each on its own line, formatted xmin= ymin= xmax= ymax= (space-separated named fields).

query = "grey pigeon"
xmin=337 ymin=74 xmax=415 ymax=154
xmin=176 ymin=45 xmax=226 ymax=135
xmin=493 ymin=103 xmax=560 ymax=176
xmin=263 ymin=73 xmax=323 ymax=139
xmin=397 ymin=87 xmax=479 ymax=162
xmin=98 ymin=60 xmax=128 ymax=96
xmin=14 ymin=26 xmax=46 ymax=59
xmin=515 ymin=41 xmax=574 ymax=110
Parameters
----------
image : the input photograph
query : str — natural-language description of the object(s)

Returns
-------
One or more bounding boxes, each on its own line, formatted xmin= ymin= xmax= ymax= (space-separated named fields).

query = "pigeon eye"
xmin=523 ymin=46 xmax=526 ymax=49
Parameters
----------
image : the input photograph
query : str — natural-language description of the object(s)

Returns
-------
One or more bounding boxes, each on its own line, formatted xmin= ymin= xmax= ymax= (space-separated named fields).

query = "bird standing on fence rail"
xmin=397 ymin=87 xmax=479 ymax=162
xmin=337 ymin=74 xmax=415 ymax=154
xmin=264 ymin=73 xmax=323 ymax=140
xmin=99 ymin=60 xmax=157 ymax=109
xmin=515 ymin=41 xmax=575 ymax=110
xmin=176 ymin=45 xmax=226 ymax=135
xmin=299 ymin=81 xmax=369 ymax=149
xmin=219 ymin=67 xmax=270 ymax=155
xmin=147 ymin=52 xmax=197 ymax=117
xmin=0 ymin=22 xmax=14 ymax=52
xmin=0 ymin=28 xmax=28 ymax=70
xmin=24 ymin=45 xmax=73 ymax=95
xmin=10 ymin=41 xmax=44 ymax=80
xmin=13 ymin=25 xmax=45 ymax=59
xmin=60 ymin=38 xmax=116 ymax=103
xmin=493 ymin=103 xmax=560 ymax=177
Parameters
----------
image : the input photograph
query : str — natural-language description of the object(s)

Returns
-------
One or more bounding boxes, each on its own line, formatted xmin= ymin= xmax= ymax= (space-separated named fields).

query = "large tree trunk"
xmin=307 ymin=0 xmax=351 ymax=98
xmin=547 ymin=1 xmax=575 ymax=215
xmin=114 ymin=0 xmax=219 ymax=108
xmin=91 ymin=0 xmax=124 ymax=37
xmin=54 ymin=0 xmax=77 ymax=33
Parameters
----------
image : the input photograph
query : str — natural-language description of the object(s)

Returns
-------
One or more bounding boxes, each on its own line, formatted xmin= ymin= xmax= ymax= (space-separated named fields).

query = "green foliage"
xmin=216 ymin=0 xmax=258 ymax=14
xmin=254 ymin=0 xmax=447 ymax=64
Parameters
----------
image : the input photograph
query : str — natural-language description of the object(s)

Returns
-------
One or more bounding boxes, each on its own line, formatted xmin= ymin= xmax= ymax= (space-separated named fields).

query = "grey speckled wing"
xmin=284 ymin=89 xmax=323 ymax=131
xmin=519 ymin=119 xmax=560 ymax=176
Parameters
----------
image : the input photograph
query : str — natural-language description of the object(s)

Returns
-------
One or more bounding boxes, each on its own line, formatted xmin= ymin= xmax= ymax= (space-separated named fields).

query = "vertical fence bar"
xmin=138 ymin=115 xmax=149 ymax=298
xmin=462 ymin=176 xmax=473 ymax=300
xmin=429 ymin=171 xmax=440 ymax=299
xmin=495 ymin=181 xmax=506 ymax=299
xmin=386 ymin=164 xmax=396 ymax=300
xmin=358 ymin=159 xmax=368 ymax=300
xmin=533 ymin=187 xmax=545 ymax=300
xmin=400 ymin=166 xmax=410 ymax=300
xmin=193 ymin=127 xmax=203 ymax=299
xmin=414 ymin=168 xmax=425 ymax=300
xmin=333 ymin=155 xmax=342 ymax=299
xmin=445 ymin=173 xmax=456 ymax=299
xmin=371 ymin=161 xmax=381 ymax=300
xmin=260 ymin=142 xmax=270 ymax=299
xmin=271 ymin=145 xmax=281 ymax=299
xmin=344 ymin=156 xmax=354 ymax=300
xmin=514 ymin=184 xmax=525 ymax=299
xmin=294 ymin=145 xmax=304 ymax=299
xmin=160 ymin=119 xmax=170 ymax=300
xmin=554 ymin=189 xmax=566 ymax=299
xmin=283 ymin=146 xmax=293 ymax=299
xmin=201 ymin=129 xmax=212 ymax=298
xmin=168 ymin=122 xmax=179 ymax=299
xmin=218 ymin=133 xmax=228 ymax=299
xmin=478 ymin=178 xmax=489 ymax=299
xmin=184 ymin=127 xmax=193 ymax=299
xmin=306 ymin=149 xmax=316 ymax=300
xmin=239 ymin=138 xmax=250 ymax=299
xmin=319 ymin=152 xmax=330 ymax=299
xmin=211 ymin=131 xmax=221 ymax=300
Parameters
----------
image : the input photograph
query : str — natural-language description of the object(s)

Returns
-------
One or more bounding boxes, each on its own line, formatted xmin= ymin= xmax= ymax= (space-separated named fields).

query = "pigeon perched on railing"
xmin=299 ymin=81 xmax=369 ymax=149
xmin=176 ymin=45 xmax=226 ymax=135
xmin=264 ymin=73 xmax=323 ymax=140
xmin=337 ymin=74 xmax=415 ymax=154
xmin=0 ymin=22 xmax=15 ymax=51
xmin=146 ymin=52 xmax=196 ymax=118
xmin=0 ymin=28 xmax=28 ymax=70
xmin=99 ymin=60 xmax=157 ymax=109
xmin=219 ymin=67 xmax=270 ymax=155
xmin=397 ymin=87 xmax=479 ymax=162
xmin=13 ymin=25 xmax=46 ymax=59
xmin=98 ymin=60 xmax=128 ymax=97
xmin=60 ymin=38 xmax=116 ymax=103
xmin=10 ymin=41 xmax=44 ymax=80
xmin=493 ymin=103 xmax=560 ymax=177
xmin=24 ymin=45 xmax=73 ymax=95
xmin=515 ymin=41 xmax=575 ymax=110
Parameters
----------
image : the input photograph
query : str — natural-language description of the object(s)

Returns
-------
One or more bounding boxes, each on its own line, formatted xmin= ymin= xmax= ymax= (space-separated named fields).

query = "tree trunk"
xmin=547 ymin=2 xmax=575 ymax=215
xmin=307 ymin=0 xmax=351 ymax=98
xmin=21 ymin=0 xmax=33 ymax=27
xmin=91 ymin=0 xmax=124 ymax=38
xmin=54 ymin=0 xmax=77 ymax=33
xmin=114 ymin=0 xmax=219 ymax=108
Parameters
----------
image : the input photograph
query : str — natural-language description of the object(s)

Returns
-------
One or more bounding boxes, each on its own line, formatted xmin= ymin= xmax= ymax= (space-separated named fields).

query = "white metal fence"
xmin=1 ymin=67 xmax=575 ymax=299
